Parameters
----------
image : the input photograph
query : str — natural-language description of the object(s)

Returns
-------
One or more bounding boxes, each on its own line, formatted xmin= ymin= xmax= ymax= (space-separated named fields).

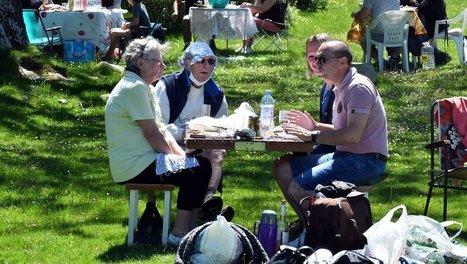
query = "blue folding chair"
xmin=22 ymin=9 xmax=65 ymax=56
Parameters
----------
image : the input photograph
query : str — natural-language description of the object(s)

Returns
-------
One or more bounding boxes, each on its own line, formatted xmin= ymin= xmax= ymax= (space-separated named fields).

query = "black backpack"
xmin=300 ymin=181 xmax=373 ymax=254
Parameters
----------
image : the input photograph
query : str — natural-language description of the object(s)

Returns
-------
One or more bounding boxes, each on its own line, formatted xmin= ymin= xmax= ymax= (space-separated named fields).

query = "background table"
xmin=41 ymin=9 xmax=123 ymax=52
xmin=190 ymin=5 xmax=258 ymax=44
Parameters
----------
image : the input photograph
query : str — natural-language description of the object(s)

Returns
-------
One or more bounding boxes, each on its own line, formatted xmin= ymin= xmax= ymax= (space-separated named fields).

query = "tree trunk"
xmin=0 ymin=0 xmax=28 ymax=50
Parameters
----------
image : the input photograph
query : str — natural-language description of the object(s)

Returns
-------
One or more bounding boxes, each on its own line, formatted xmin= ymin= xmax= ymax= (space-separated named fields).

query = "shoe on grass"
xmin=198 ymin=195 xmax=223 ymax=222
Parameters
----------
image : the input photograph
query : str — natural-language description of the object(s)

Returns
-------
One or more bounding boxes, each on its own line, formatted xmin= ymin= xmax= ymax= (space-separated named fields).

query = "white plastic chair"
xmin=365 ymin=10 xmax=410 ymax=72
xmin=433 ymin=9 xmax=467 ymax=64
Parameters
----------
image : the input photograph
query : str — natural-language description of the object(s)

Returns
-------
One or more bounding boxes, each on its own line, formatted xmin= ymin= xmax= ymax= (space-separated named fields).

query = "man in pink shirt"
xmin=273 ymin=40 xmax=388 ymax=217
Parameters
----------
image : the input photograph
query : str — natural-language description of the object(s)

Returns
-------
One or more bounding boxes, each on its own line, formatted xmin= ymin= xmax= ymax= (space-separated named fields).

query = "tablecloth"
xmin=190 ymin=5 xmax=258 ymax=41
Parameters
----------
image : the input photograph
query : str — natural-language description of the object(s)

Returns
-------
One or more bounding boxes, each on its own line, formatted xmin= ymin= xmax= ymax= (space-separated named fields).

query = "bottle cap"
xmin=260 ymin=210 xmax=277 ymax=225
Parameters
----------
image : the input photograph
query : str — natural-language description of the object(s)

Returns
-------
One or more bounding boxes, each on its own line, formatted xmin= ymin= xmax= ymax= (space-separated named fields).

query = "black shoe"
xmin=219 ymin=205 xmax=234 ymax=222
xmin=198 ymin=195 xmax=223 ymax=222
xmin=387 ymin=56 xmax=398 ymax=71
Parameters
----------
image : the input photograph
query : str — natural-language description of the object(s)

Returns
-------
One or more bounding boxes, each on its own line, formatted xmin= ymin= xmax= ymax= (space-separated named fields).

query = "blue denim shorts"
xmin=290 ymin=151 xmax=387 ymax=190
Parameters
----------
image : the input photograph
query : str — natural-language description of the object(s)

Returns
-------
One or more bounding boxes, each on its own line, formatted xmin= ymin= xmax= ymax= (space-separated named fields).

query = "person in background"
xmin=22 ymin=0 xmax=54 ymax=9
xmin=351 ymin=0 xmax=400 ymax=70
xmin=102 ymin=0 xmax=151 ymax=61
xmin=399 ymin=0 xmax=447 ymax=40
xmin=301 ymin=33 xmax=336 ymax=154
xmin=236 ymin=0 xmax=286 ymax=54
xmin=155 ymin=42 xmax=232 ymax=221
xmin=105 ymin=37 xmax=212 ymax=247
xmin=105 ymin=0 xmax=122 ymax=9
xmin=273 ymin=40 xmax=388 ymax=222
xmin=172 ymin=0 xmax=216 ymax=50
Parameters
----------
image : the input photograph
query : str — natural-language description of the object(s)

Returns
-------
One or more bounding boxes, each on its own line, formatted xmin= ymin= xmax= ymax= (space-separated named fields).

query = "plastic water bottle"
xmin=421 ymin=42 xmax=435 ymax=70
xmin=260 ymin=90 xmax=275 ymax=140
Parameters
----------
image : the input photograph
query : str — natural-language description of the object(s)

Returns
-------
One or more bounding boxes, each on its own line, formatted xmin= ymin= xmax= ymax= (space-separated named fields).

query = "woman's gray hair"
xmin=305 ymin=33 xmax=331 ymax=79
xmin=123 ymin=36 xmax=168 ymax=75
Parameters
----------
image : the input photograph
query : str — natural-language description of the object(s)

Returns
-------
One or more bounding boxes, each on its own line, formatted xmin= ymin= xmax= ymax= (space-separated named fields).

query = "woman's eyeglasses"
xmin=314 ymin=55 xmax=343 ymax=65
xmin=143 ymin=58 xmax=164 ymax=66
xmin=196 ymin=58 xmax=216 ymax=65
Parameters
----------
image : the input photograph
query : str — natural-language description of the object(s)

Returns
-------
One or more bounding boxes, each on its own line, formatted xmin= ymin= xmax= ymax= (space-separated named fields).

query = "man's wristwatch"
xmin=311 ymin=131 xmax=320 ymax=143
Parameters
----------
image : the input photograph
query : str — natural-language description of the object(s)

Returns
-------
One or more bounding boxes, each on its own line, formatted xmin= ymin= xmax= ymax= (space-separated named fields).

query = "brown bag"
xmin=301 ymin=193 xmax=373 ymax=254
xmin=347 ymin=19 xmax=364 ymax=43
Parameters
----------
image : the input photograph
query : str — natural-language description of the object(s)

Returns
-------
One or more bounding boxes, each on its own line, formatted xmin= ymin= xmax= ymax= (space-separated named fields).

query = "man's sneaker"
xmin=244 ymin=47 xmax=253 ymax=54
xmin=168 ymin=233 xmax=183 ymax=247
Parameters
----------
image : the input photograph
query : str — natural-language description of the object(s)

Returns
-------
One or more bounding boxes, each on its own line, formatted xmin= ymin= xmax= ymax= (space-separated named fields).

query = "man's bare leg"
xmin=273 ymin=154 xmax=314 ymax=219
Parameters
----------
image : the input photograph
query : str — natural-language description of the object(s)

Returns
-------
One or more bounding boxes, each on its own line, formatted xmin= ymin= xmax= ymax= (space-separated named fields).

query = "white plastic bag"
xmin=364 ymin=205 xmax=408 ymax=264
xmin=405 ymin=215 xmax=467 ymax=264
xmin=191 ymin=215 xmax=243 ymax=264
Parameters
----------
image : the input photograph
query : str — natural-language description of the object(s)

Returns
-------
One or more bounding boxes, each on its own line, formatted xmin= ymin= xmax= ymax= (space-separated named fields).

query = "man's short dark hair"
xmin=327 ymin=40 xmax=353 ymax=66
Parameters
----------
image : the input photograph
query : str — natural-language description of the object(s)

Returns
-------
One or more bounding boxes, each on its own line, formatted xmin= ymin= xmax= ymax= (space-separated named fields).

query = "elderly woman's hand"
xmin=287 ymin=109 xmax=316 ymax=131
xmin=281 ymin=123 xmax=312 ymax=142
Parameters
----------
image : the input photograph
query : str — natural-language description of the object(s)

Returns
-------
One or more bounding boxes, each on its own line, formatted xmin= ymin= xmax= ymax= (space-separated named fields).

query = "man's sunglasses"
xmin=196 ymin=58 xmax=216 ymax=65
xmin=315 ymin=55 xmax=343 ymax=65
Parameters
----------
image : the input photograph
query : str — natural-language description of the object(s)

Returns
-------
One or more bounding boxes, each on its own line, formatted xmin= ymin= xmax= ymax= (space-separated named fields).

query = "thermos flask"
xmin=253 ymin=210 xmax=278 ymax=257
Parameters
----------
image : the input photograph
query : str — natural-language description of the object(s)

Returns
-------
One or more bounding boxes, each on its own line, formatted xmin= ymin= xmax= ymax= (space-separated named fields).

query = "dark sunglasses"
xmin=197 ymin=58 xmax=216 ymax=65
xmin=315 ymin=55 xmax=343 ymax=65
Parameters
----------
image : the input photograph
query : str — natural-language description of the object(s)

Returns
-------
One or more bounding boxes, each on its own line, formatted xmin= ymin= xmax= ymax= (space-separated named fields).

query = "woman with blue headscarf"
xmin=155 ymin=42 xmax=231 ymax=223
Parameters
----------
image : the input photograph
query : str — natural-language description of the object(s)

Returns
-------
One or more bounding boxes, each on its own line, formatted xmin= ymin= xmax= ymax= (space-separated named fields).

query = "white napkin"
xmin=155 ymin=153 xmax=199 ymax=175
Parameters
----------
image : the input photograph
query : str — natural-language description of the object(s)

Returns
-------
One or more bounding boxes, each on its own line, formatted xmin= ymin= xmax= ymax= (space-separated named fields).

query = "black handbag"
xmin=267 ymin=245 xmax=314 ymax=264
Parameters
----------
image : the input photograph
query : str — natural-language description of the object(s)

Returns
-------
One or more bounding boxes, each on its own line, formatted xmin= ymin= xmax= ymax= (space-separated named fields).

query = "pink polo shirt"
xmin=333 ymin=68 xmax=388 ymax=157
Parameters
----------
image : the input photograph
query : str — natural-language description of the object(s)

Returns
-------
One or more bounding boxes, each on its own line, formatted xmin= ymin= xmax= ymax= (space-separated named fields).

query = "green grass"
xmin=1 ymin=0 xmax=467 ymax=262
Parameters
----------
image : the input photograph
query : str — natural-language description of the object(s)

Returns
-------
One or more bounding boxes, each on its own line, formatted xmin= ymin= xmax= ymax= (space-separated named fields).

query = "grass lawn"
xmin=1 ymin=0 xmax=466 ymax=263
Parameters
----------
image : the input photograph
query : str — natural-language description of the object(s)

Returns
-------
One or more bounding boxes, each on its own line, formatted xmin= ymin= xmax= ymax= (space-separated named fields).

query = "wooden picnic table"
xmin=185 ymin=132 xmax=313 ymax=153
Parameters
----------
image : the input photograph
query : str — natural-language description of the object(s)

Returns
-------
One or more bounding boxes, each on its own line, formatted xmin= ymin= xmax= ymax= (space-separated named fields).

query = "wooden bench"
xmin=125 ymin=183 xmax=175 ymax=247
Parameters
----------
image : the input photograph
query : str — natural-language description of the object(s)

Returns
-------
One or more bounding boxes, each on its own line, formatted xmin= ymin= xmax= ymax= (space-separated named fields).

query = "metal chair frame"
xmin=253 ymin=0 xmax=290 ymax=52
xmin=424 ymin=98 xmax=467 ymax=221
xmin=22 ymin=9 xmax=65 ymax=56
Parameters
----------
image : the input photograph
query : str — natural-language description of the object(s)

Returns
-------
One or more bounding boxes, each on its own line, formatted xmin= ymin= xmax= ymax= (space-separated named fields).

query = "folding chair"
xmin=365 ymin=10 xmax=410 ymax=72
xmin=253 ymin=0 xmax=290 ymax=52
xmin=424 ymin=97 xmax=467 ymax=221
xmin=433 ymin=9 xmax=467 ymax=65
xmin=22 ymin=9 xmax=65 ymax=56
xmin=116 ymin=22 xmax=167 ymax=63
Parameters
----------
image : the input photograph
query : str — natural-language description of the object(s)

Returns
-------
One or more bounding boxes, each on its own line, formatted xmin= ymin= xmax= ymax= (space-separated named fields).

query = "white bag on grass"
xmin=405 ymin=215 xmax=467 ymax=264
xmin=364 ymin=205 xmax=408 ymax=264
xmin=191 ymin=215 xmax=243 ymax=264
